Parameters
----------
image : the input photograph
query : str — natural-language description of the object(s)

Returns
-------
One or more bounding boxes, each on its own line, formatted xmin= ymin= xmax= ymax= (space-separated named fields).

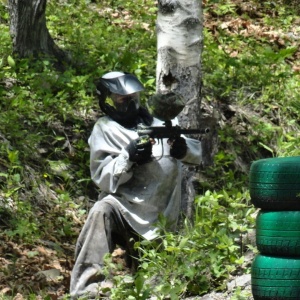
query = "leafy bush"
xmin=104 ymin=188 xmax=255 ymax=299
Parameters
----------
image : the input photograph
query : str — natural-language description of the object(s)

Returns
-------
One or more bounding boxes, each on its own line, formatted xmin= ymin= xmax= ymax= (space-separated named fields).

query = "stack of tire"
xmin=249 ymin=156 xmax=300 ymax=300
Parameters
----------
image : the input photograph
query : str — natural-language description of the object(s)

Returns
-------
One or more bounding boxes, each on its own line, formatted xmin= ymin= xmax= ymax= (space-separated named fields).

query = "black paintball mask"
xmin=96 ymin=72 xmax=150 ymax=128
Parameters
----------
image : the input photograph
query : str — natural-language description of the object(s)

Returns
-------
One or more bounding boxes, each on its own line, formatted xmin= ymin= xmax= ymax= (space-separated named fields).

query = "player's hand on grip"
xmin=168 ymin=137 xmax=187 ymax=159
xmin=126 ymin=136 xmax=153 ymax=164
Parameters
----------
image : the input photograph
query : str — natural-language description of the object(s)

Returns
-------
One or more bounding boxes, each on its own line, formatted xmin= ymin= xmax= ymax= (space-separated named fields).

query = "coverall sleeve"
xmin=88 ymin=120 xmax=134 ymax=194
xmin=181 ymin=138 xmax=203 ymax=166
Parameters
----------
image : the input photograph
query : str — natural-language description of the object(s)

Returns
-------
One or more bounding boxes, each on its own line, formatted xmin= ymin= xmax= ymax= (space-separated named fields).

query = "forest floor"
xmin=1 ymin=0 xmax=300 ymax=299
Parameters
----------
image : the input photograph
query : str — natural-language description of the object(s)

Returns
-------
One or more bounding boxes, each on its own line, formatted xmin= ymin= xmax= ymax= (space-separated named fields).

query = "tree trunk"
xmin=156 ymin=0 xmax=207 ymax=219
xmin=156 ymin=0 xmax=203 ymax=124
xmin=8 ymin=0 xmax=67 ymax=63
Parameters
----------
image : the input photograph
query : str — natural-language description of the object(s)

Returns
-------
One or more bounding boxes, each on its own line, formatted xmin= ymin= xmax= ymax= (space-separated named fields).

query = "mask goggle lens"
xmin=106 ymin=94 xmax=139 ymax=112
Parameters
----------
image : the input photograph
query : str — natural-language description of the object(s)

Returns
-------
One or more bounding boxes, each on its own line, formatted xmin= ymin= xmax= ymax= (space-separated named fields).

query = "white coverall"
xmin=70 ymin=115 xmax=203 ymax=298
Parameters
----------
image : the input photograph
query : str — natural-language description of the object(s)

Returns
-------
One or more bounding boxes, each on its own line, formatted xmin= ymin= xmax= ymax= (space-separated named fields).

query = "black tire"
xmin=249 ymin=156 xmax=300 ymax=210
xmin=256 ymin=211 xmax=300 ymax=256
xmin=251 ymin=254 xmax=300 ymax=299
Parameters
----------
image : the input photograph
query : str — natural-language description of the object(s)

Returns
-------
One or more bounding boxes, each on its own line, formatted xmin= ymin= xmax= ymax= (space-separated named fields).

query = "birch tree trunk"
xmin=156 ymin=0 xmax=205 ymax=219
xmin=8 ymin=0 xmax=66 ymax=63
xmin=156 ymin=0 xmax=203 ymax=119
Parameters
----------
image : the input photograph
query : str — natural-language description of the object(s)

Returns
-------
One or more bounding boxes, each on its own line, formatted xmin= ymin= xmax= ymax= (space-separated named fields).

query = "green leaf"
xmin=134 ymin=274 xmax=144 ymax=294
xmin=179 ymin=237 xmax=189 ymax=248
xmin=7 ymin=55 xmax=15 ymax=68
xmin=258 ymin=142 xmax=274 ymax=155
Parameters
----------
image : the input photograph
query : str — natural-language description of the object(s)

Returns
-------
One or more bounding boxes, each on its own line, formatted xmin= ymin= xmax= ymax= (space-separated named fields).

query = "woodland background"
xmin=0 ymin=0 xmax=300 ymax=299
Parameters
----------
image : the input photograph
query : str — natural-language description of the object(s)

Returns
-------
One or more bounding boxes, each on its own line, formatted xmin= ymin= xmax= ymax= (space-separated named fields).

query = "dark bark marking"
xmin=162 ymin=71 xmax=178 ymax=88
xmin=158 ymin=0 xmax=179 ymax=15
xmin=179 ymin=17 xmax=200 ymax=30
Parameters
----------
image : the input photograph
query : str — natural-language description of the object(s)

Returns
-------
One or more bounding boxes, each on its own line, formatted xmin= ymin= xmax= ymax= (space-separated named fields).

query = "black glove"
xmin=126 ymin=136 xmax=153 ymax=164
xmin=169 ymin=137 xmax=187 ymax=159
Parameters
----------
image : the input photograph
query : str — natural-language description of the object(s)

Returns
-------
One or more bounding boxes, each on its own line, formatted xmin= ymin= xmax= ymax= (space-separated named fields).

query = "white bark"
xmin=156 ymin=0 xmax=203 ymax=219
xmin=156 ymin=0 xmax=203 ymax=125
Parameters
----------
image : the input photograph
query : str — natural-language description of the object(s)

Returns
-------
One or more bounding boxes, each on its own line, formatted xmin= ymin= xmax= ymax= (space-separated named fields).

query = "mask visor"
xmin=107 ymin=93 xmax=140 ymax=113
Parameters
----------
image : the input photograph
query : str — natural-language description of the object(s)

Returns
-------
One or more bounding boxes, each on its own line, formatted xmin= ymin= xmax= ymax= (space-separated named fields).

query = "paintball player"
xmin=70 ymin=71 xmax=203 ymax=298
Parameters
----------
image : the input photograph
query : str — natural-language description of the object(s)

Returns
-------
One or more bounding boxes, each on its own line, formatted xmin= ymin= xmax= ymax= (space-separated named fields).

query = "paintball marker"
xmin=137 ymin=121 xmax=209 ymax=141
xmin=137 ymin=92 xmax=210 ymax=142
